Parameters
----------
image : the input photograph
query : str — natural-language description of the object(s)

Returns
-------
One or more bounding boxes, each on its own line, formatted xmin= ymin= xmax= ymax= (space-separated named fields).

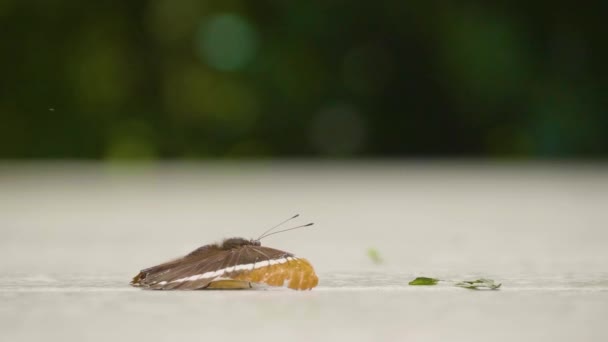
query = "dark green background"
xmin=2 ymin=1 xmax=606 ymax=159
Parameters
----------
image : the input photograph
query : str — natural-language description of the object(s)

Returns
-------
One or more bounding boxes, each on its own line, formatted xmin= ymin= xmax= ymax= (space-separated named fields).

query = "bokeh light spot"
xmin=145 ymin=0 xmax=205 ymax=45
xmin=162 ymin=65 xmax=259 ymax=134
xmin=437 ymin=6 xmax=531 ymax=102
xmin=196 ymin=13 xmax=258 ymax=71
xmin=69 ymin=33 xmax=131 ymax=109
xmin=527 ymin=84 xmax=599 ymax=156
xmin=105 ymin=120 xmax=157 ymax=160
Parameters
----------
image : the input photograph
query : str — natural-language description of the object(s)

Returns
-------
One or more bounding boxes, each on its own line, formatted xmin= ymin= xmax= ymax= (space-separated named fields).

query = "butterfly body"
xmin=131 ymin=237 xmax=318 ymax=291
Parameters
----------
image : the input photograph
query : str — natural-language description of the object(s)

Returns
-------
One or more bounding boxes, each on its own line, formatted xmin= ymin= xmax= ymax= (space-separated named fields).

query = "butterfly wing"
xmin=131 ymin=245 xmax=318 ymax=291
xmin=228 ymin=246 xmax=319 ymax=290
xmin=131 ymin=246 xmax=233 ymax=290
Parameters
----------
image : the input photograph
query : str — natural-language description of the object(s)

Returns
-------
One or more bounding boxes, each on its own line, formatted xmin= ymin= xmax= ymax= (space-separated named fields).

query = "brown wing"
xmin=130 ymin=246 xmax=232 ymax=290
xmin=131 ymin=245 xmax=318 ymax=291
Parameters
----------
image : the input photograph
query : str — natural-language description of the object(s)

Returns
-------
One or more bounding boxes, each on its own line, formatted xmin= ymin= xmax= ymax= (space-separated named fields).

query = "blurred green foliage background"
xmin=1 ymin=1 xmax=606 ymax=159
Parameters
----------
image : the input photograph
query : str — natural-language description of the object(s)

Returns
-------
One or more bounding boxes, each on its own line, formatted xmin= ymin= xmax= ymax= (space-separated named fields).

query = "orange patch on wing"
xmin=233 ymin=258 xmax=319 ymax=290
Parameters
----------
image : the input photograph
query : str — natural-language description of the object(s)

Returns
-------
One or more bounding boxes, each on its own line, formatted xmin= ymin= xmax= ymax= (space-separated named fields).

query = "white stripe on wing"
xmin=169 ymin=257 xmax=295 ymax=284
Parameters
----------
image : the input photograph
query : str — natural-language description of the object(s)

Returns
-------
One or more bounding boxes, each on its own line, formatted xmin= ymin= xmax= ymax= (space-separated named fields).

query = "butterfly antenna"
xmin=256 ymin=214 xmax=300 ymax=240
xmin=258 ymin=223 xmax=314 ymax=240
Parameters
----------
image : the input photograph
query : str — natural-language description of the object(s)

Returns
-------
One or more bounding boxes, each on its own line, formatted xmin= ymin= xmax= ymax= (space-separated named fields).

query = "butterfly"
xmin=130 ymin=215 xmax=318 ymax=291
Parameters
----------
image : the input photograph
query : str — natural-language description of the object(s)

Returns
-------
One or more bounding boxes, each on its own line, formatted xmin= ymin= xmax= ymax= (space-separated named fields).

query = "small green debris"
xmin=455 ymin=278 xmax=502 ymax=290
xmin=408 ymin=277 xmax=502 ymax=290
xmin=408 ymin=277 xmax=440 ymax=285
xmin=367 ymin=248 xmax=383 ymax=264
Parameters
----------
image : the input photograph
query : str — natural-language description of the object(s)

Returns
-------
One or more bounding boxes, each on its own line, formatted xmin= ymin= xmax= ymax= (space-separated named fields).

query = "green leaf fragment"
xmin=455 ymin=278 xmax=501 ymax=290
xmin=409 ymin=277 xmax=440 ymax=285
xmin=367 ymin=248 xmax=383 ymax=264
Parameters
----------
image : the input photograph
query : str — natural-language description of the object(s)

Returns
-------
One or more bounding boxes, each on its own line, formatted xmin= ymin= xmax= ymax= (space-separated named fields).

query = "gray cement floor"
xmin=1 ymin=162 xmax=607 ymax=341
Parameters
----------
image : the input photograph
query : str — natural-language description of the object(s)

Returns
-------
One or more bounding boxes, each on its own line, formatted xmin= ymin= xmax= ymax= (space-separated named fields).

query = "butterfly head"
xmin=220 ymin=215 xmax=313 ymax=251
xmin=220 ymin=237 xmax=261 ymax=250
